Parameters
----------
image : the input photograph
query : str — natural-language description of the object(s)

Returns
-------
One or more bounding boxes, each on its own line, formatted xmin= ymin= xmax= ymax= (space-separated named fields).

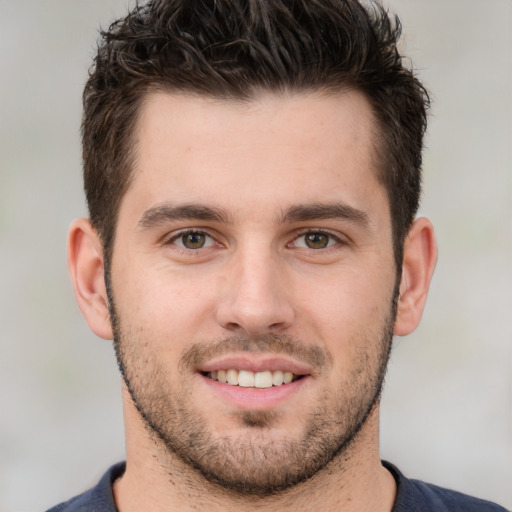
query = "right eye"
xmin=168 ymin=230 xmax=216 ymax=250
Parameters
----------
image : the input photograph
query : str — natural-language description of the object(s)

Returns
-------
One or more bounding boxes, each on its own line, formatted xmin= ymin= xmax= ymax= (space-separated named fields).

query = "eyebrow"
xmin=138 ymin=203 xmax=231 ymax=229
xmin=280 ymin=202 xmax=370 ymax=227
xmin=138 ymin=201 xmax=370 ymax=230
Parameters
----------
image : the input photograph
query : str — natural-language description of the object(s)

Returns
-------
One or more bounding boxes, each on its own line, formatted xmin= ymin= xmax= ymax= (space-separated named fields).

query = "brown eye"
xmin=181 ymin=232 xmax=207 ymax=249
xmin=290 ymin=231 xmax=339 ymax=250
xmin=167 ymin=229 xmax=220 ymax=253
xmin=304 ymin=232 xmax=330 ymax=249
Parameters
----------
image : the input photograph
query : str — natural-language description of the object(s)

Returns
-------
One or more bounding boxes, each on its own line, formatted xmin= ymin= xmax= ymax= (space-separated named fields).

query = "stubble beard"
xmin=108 ymin=284 xmax=397 ymax=496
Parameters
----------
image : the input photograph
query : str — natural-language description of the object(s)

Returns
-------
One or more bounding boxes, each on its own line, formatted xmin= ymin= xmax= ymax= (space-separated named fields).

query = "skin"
xmin=68 ymin=90 xmax=437 ymax=511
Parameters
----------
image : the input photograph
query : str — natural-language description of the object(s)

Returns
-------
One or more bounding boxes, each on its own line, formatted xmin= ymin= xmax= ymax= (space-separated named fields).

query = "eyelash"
xmin=165 ymin=228 xmax=344 ymax=252
xmin=289 ymin=229 xmax=344 ymax=250
xmin=166 ymin=229 xmax=218 ymax=251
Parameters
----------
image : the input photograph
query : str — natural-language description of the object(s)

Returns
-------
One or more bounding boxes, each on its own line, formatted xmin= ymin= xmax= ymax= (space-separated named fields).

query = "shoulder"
xmin=408 ymin=480 xmax=509 ymax=512
xmin=384 ymin=461 xmax=509 ymax=512
xmin=45 ymin=462 xmax=126 ymax=512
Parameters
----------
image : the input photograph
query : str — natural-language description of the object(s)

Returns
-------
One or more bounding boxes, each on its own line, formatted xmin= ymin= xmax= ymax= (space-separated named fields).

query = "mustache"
xmin=180 ymin=334 xmax=331 ymax=371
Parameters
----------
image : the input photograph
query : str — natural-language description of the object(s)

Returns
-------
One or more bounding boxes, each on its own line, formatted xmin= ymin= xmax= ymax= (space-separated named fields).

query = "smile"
xmin=205 ymin=369 xmax=301 ymax=388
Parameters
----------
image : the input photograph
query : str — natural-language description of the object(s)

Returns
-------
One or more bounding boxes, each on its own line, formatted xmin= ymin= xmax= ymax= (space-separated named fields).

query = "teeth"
xmin=238 ymin=370 xmax=255 ymax=387
xmin=226 ymin=369 xmax=239 ymax=385
xmin=254 ymin=370 xmax=273 ymax=389
xmin=208 ymin=369 xmax=300 ymax=388
xmin=272 ymin=370 xmax=284 ymax=386
xmin=283 ymin=371 xmax=293 ymax=384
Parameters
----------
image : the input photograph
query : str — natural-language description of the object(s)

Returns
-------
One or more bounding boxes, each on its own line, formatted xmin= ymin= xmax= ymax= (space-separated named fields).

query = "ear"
xmin=67 ymin=218 xmax=113 ymax=340
xmin=394 ymin=217 xmax=437 ymax=336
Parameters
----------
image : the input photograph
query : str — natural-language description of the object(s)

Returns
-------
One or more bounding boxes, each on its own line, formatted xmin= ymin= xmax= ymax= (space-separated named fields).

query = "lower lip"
xmin=199 ymin=374 xmax=309 ymax=410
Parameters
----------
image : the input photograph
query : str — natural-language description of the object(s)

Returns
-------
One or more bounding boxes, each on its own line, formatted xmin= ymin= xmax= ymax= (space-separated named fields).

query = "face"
xmin=108 ymin=91 xmax=398 ymax=494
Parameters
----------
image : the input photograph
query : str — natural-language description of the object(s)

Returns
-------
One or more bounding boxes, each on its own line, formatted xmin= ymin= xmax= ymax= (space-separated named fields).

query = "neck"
xmin=114 ymin=386 xmax=396 ymax=512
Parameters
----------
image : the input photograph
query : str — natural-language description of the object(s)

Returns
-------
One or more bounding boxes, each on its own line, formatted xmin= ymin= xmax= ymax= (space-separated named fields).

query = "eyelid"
xmin=165 ymin=228 xmax=220 ymax=249
xmin=288 ymin=228 xmax=346 ymax=249
xmin=161 ymin=226 xmax=348 ymax=251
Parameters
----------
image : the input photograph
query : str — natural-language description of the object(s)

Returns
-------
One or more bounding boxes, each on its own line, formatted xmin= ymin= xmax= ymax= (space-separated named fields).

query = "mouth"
xmin=202 ymin=369 xmax=303 ymax=388
xmin=197 ymin=355 xmax=313 ymax=409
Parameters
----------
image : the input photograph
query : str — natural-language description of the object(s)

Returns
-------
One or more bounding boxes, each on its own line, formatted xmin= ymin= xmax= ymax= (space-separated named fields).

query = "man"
xmin=47 ymin=0 xmax=507 ymax=510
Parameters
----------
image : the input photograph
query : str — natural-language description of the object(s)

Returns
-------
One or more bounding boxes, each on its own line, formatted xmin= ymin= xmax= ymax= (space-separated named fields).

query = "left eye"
xmin=171 ymin=231 xmax=216 ymax=250
xmin=292 ymin=232 xmax=337 ymax=249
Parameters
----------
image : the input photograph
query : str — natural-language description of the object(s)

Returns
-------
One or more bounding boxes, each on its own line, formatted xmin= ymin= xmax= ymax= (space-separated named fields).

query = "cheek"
xmin=113 ymin=263 xmax=220 ymax=344
xmin=294 ymin=266 xmax=395 ymax=365
xmin=298 ymin=266 xmax=393 ymax=327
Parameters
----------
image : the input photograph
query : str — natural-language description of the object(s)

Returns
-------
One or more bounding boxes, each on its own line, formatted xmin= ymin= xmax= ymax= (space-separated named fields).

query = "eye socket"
xmin=170 ymin=231 xmax=216 ymax=250
xmin=292 ymin=231 xmax=338 ymax=250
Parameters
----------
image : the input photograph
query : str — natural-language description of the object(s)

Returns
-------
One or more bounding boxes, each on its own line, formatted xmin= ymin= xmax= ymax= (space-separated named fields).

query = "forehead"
xmin=122 ymin=89 xmax=386 ymax=224
xmin=137 ymin=89 xmax=378 ymax=156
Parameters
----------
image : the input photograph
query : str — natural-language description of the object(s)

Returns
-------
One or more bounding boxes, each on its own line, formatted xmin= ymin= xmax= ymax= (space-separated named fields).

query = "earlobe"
xmin=394 ymin=217 xmax=438 ymax=336
xmin=67 ymin=218 xmax=113 ymax=340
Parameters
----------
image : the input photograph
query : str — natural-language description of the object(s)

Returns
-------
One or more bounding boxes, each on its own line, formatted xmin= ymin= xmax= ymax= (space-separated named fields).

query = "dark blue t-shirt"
xmin=46 ymin=461 xmax=509 ymax=511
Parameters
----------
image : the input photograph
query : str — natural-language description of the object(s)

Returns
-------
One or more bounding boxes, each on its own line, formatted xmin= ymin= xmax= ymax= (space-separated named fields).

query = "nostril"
xmin=224 ymin=322 xmax=242 ymax=332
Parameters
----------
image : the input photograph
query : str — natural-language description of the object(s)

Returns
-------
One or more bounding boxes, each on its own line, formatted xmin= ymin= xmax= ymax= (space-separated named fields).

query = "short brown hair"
xmin=82 ymin=0 xmax=429 ymax=269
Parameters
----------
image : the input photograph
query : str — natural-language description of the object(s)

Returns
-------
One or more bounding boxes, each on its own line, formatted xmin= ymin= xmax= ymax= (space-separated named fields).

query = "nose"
xmin=215 ymin=248 xmax=295 ymax=336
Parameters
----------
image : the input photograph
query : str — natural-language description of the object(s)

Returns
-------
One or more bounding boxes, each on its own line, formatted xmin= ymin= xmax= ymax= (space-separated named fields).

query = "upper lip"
xmin=198 ymin=354 xmax=315 ymax=376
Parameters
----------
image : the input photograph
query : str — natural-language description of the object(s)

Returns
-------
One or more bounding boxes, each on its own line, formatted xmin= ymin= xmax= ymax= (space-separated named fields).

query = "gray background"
xmin=1 ymin=0 xmax=511 ymax=510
